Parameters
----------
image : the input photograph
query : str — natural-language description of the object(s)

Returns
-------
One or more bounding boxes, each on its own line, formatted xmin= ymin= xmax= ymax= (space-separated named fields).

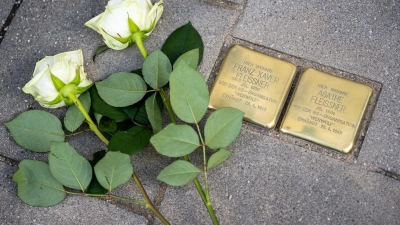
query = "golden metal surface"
xmin=280 ymin=68 xmax=373 ymax=153
xmin=209 ymin=45 xmax=297 ymax=128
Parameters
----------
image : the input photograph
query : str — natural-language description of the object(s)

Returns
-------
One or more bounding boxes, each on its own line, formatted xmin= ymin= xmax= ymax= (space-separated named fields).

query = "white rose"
xmin=85 ymin=0 xmax=164 ymax=50
xmin=22 ymin=50 xmax=93 ymax=108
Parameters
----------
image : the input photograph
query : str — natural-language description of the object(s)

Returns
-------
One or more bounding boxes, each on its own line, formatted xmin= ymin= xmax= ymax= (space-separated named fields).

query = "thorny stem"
xmin=64 ymin=191 xmax=147 ymax=207
xmin=133 ymin=173 xmax=171 ymax=225
xmin=68 ymin=93 xmax=169 ymax=224
xmin=159 ymin=88 xmax=177 ymax=124
xmin=194 ymin=122 xmax=219 ymax=225
xmin=160 ymin=88 xmax=220 ymax=225
xmin=109 ymin=194 xmax=147 ymax=207
xmin=64 ymin=129 xmax=91 ymax=137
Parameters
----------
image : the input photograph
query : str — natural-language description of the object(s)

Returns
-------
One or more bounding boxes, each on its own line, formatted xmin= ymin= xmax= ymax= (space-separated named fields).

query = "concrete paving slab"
xmin=233 ymin=0 xmax=400 ymax=173
xmin=111 ymin=147 xmax=171 ymax=209
xmin=152 ymin=0 xmax=239 ymax=80
xmin=156 ymin=129 xmax=400 ymax=224
xmin=0 ymin=0 xmax=109 ymax=161
xmin=0 ymin=1 xmax=13 ymax=25
xmin=0 ymin=0 xmax=239 ymax=223
xmin=2 ymin=0 xmax=399 ymax=224
xmin=0 ymin=161 xmax=147 ymax=225
xmin=0 ymin=0 xmax=239 ymax=159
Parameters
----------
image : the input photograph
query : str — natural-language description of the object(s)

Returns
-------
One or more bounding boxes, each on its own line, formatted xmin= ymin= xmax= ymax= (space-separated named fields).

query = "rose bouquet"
xmin=6 ymin=1 xmax=243 ymax=225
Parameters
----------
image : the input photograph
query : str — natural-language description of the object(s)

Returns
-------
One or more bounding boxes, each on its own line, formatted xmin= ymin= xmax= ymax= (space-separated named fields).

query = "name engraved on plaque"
xmin=280 ymin=68 xmax=373 ymax=153
xmin=209 ymin=45 xmax=297 ymax=128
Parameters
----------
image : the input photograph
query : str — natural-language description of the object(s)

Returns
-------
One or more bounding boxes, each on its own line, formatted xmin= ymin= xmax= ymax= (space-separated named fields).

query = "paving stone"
xmin=2 ymin=0 xmax=399 ymax=224
xmin=0 ymin=1 xmax=13 ymax=25
xmin=156 ymin=129 xmax=400 ymax=224
xmin=111 ymin=147 xmax=171 ymax=207
xmin=0 ymin=0 xmax=239 ymax=160
xmin=0 ymin=161 xmax=147 ymax=225
xmin=153 ymin=0 xmax=239 ymax=79
xmin=0 ymin=0 xmax=109 ymax=161
xmin=0 ymin=0 xmax=239 ymax=223
xmin=233 ymin=0 xmax=400 ymax=173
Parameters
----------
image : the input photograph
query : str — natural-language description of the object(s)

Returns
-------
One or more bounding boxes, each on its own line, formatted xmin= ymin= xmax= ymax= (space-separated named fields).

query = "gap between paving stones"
xmin=204 ymin=0 xmax=243 ymax=10
xmin=0 ymin=2 xmax=245 ymax=225
xmin=6 ymin=0 xmax=397 ymax=223
xmin=0 ymin=0 xmax=22 ymax=45
xmin=0 ymin=152 xmax=169 ymax=225
xmin=0 ymin=154 xmax=18 ymax=166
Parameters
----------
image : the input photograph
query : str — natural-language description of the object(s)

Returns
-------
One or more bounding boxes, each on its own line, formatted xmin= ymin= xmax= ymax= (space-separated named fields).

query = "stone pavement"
xmin=0 ymin=0 xmax=399 ymax=224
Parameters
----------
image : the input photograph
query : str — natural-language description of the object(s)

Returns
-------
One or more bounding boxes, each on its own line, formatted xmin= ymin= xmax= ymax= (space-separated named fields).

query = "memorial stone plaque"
xmin=280 ymin=68 xmax=373 ymax=153
xmin=209 ymin=45 xmax=297 ymax=128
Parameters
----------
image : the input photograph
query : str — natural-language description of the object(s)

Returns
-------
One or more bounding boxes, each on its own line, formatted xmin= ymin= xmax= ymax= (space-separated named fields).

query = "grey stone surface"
xmin=0 ymin=0 xmax=239 ymax=160
xmin=0 ymin=0 xmax=109 ymax=161
xmin=0 ymin=0 xmax=239 ymax=223
xmin=153 ymin=0 xmax=238 ymax=80
xmin=1 ymin=0 xmax=400 ymax=224
xmin=233 ymin=0 xmax=400 ymax=173
xmin=112 ymin=147 xmax=171 ymax=205
xmin=0 ymin=161 xmax=147 ymax=225
xmin=157 ymin=130 xmax=400 ymax=224
xmin=0 ymin=1 xmax=13 ymax=25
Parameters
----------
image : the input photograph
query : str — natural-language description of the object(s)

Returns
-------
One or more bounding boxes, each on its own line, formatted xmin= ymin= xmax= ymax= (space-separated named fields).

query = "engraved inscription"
xmin=232 ymin=62 xmax=279 ymax=89
xmin=288 ymin=81 xmax=360 ymax=136
xmin=280 ymin=67 xmax=373 ymax=153
xmin=209 ymin=45 xmax=297 ymax=128
xmin=216 ymin=59 xmax=281 ymax=113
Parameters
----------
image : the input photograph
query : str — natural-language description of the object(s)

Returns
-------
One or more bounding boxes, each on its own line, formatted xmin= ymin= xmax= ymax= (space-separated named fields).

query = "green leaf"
xmin=13 ymin=160 xmax=66 ymax=207
xmin=86 ymin=178 xmax=108 ymax=195
xmin=122 ymin=104 xmax=139 ymax=119
xmin=145 ymin=93 xmax=162 ymax=134
xmin=109 ymin=126 xmax=151 ymax=155
xmin=94 ymin=151 xmax=133 ymax=191
xmin=142 ymin=50 xmax=172 ymax=89
xmin=98 ymin=116 xmax=118 ymax=133
xmin=49 ymin=142 xmax=92 ymax=191
xmin=150 ymin=124 xmax=200 ymax=157
xmin=89 ymin=150 xmax=107 ymax=167
xmin=64 ymin=92 xmax=91 ymax=132
xmin=162 ymin=22 xmax=204 ymax=65
xmin=96 ymin=72 xmax=147 ymax=107
xmin=94 ymin=112 xmax=103 ymax=125
xmin=157 ymin=160 xmax=200 ymax=186
xmin=123 ymin=100 xmax=150 ymax=125
xmin=173 ymin=48 xmax=200 ymax=70
xmin=205 ymin=108 xmax=244 ymax=150
xmin=93 ymin=45 xmax=110 ymax=61
xmin=207 ymin=149 xmax=232 ymax=170
xmin=89 ymin=86 xmax=130 ymax=121
xmin=169 ymin=62 xmax=209 ymax=123
xmin=131 ymin=68 xmax=143 ymax=76
xmin=5 ymin=110 xmax=65 ymax=152
xmin=87 ymin=150 xmax=108 ymax=195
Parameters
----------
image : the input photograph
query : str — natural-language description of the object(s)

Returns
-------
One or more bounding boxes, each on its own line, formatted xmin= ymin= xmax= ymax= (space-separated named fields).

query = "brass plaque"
xmin=280 ymin=68 xmax=373 ymax=153
xmin=209 ymin=45 xmax=297 ymax=128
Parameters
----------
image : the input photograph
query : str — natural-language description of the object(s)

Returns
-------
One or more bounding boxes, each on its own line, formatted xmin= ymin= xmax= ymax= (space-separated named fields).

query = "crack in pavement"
xmin=0 ymin=0 xmax=23 ymax=45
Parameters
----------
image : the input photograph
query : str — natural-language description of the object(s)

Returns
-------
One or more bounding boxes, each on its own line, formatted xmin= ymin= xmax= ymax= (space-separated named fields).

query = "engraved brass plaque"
xmin=209 ymin=45 xmax=297 ymax=128
xmin=280 ymin=68 xmax=373 ymax=153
